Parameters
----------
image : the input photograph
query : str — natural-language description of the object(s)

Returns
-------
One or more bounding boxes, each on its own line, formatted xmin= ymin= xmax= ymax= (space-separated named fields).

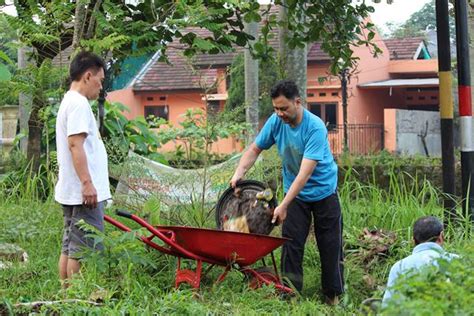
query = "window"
xmin=325 ymin=103 xmax=337 ymax=126
xmin=308 ymin=103 xmax=337 ymax=127
xmin=309 ymin=103 xmax=321 ymax=117
xmin=144 ymin=105 xmax=169 ymax=121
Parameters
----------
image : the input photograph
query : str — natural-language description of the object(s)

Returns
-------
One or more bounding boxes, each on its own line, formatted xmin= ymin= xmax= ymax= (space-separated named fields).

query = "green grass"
xmin=1 ymin=167 xmax=473 ymax=315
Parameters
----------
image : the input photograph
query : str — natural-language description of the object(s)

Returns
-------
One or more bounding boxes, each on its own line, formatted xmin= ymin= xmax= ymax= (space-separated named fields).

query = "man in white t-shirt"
xmin=55 ymin=50 xmax=111 ymax=287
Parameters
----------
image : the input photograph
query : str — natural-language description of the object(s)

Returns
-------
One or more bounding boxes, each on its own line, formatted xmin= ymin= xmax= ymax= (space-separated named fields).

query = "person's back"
xmin=382 ymin=216 xmax=457 ymax=305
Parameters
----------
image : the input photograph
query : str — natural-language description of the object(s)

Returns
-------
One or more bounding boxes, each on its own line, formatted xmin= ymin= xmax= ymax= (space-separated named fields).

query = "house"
xmin=107 ymin=25 xmax=439 ymax=156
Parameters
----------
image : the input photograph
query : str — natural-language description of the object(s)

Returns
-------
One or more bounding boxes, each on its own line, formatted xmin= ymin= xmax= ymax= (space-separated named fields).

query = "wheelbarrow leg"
xmin=175 ymin=257 xmax=202 ymax=290
xmin=270 ymin=251 xmax=281 ymax=282
xmin=215 ymin=265 xmax=231 ymax=285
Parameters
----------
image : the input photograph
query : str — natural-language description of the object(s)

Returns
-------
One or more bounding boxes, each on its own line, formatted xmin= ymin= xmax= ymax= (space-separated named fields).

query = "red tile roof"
xmin=132 ymin=28 xmax=219 ymax=92
xmin=383 ymin=37 xmax=425 ymax=60
xmin=133 ymin=29 xmax=330 ymax=92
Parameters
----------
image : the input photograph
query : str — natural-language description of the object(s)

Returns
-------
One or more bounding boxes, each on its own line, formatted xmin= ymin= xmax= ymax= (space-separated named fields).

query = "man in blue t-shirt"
xmin=230 ymin=80 xmax=343 ymax=305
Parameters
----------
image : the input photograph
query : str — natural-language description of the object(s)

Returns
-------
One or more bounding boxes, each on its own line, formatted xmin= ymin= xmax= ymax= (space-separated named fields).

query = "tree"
xmin=277 ymin=2 xmax=307 ymax=104
xmin=259 ymin=1 xmax=383 ymax=74
xmin=0 ymin=0 xmax=267 ymax=172
xmin=386 ymin=0 xmax=455 ymax=39
xmin=226 ymin=54 xmax=280 ymax=122
xmin=244 ymin=21 xmax=259 ymax=141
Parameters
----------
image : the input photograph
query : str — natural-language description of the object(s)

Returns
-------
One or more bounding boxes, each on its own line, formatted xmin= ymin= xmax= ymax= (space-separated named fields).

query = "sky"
xmin=369 ymin=0 xmax=432 ymax=34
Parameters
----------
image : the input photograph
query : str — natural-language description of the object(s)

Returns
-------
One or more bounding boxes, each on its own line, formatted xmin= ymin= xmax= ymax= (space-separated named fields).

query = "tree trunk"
xmin=72 ymin=0 xmax=87 ymax=49
xmin=18 ymin=46 xmax=33 ymax=154
xmin=85 ymin=0 xmax=103 ymax=39
xmin=278 ymin=2 xmax=307 ymax=107
xmin=244 ymin=21 xmax=259 ymax=142
xmin=26 ymin=101 xmax=43 ymax=172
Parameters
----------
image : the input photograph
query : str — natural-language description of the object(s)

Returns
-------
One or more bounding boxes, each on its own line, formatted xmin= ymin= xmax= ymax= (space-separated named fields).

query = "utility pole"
xmin=455 ymin=0 xmax=474 ymax=221
xmin=435 ymin=0 xmax=457 ymax=223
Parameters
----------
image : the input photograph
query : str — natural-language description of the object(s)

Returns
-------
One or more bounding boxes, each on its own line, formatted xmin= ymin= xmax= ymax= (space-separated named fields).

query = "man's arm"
xmin=230 ymin=142 xmax=263 ymax=188
xmin=68 ymin=133 xmax=97 ymax=208
xmin=272 ymin=158 xmax=317 ymax=224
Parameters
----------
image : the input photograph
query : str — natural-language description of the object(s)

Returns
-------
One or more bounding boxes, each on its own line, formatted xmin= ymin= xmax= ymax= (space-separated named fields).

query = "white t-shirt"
xmin=54 ymin=90 xmax=111 ymax=205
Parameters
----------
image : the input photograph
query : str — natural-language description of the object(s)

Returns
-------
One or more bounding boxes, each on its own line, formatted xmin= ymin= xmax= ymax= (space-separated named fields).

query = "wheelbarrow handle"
xmin=116 ymin=209 xmax=133 ymax=219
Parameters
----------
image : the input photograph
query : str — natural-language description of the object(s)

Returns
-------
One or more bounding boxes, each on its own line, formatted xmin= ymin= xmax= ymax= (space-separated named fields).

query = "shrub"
xmin=381 ymin=249 xmax=474 ymax=315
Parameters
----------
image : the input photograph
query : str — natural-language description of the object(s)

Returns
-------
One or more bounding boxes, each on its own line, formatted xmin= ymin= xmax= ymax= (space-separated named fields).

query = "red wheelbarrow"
xmin=104 ymin=210 xmax=293 ymax=294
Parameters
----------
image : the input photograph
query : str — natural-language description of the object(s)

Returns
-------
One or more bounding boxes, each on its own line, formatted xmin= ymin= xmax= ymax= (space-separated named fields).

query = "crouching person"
xmin=382 ymin=216 xmax=458 ymax=306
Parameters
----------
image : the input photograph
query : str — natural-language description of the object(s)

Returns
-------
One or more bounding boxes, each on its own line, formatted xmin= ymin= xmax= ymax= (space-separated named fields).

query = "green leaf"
xmin=367 ymin=31 xmax=375 ymax=41
xmin=192 ymin=37 xmax=215 ymax=51
xmin=0 ymin=64 xmax=12 ymax=81
xmin=0 ymin=51 xmax=14 ymax=65
xmin=253 ymin=42 xmax=265 ymax=54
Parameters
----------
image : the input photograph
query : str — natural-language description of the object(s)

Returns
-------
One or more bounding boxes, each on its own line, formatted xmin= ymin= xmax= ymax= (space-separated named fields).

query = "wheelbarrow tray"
xmin=158 ymin=225 xmax=288 ymax=266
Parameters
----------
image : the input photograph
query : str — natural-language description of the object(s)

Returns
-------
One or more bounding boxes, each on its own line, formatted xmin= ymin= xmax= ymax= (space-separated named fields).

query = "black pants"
xmin=281 ymin=193 xmax=344 ymax=297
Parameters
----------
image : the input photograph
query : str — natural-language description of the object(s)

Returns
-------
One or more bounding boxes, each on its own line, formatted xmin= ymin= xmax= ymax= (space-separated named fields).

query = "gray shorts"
xmin=61 ymin=201 xmax=105 ymax=257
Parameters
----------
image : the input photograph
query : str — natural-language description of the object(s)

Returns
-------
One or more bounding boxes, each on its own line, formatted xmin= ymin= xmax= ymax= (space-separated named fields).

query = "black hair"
xmin=69 ymin=50 xmax=105 ymax=82
xmin=270 ymin=79 xmax=300 ymax=100
xmin=413 ymin=216 xmax=443 ymax=244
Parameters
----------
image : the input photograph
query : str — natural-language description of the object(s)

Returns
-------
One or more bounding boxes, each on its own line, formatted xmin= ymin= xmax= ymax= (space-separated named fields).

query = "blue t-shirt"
xmin=255 ymin=109 xmax=338 ymax=202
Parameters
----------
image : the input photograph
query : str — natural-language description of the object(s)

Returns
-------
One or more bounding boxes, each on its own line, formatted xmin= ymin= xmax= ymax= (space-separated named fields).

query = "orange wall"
xmin=107 ymin=88 xmax=142 ymax=119
xmin=347 ymin=30 xmax=392 ymax=124
xmin=307 ymin=66 xmax=340 ymax=89
xmin=388 ymin=59 xmax=438 ymax=75
xmin=110 ymin=89 xmax=242 ymax=155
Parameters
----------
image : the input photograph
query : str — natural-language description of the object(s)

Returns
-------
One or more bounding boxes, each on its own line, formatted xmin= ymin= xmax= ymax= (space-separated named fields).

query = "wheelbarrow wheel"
xmin=245 ymin=267 xmax=282 ymax=290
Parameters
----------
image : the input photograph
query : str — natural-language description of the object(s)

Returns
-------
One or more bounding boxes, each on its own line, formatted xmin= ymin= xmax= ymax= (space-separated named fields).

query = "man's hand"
xmin=272 ymin=204 xmax=288 ymax=225
xmin=82 ymin=180 xmax=98 ymax=209
xmin=230 ymin=143 xmax=262 ymax=189
xmin=230 ymin=172 xmax=243 ymax=189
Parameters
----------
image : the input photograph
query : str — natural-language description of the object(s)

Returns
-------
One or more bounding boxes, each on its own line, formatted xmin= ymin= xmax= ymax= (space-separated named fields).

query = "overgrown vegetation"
xmin=158 ymin=107 xmax=248 ymax=168
xmin=1 ymin=151 xmax=473 ymax=315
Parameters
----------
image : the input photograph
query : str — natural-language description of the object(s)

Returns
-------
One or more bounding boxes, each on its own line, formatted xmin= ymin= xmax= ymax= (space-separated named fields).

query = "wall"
xmin=106 ymin=88 xmax=142 ymax=119
xmin=108 ymin=88 xmax=242 ymax=155
xmin=348 ymin=26 xmax=391 ymax=125
xmin=384 ymin=109 xmax=441 ymax=156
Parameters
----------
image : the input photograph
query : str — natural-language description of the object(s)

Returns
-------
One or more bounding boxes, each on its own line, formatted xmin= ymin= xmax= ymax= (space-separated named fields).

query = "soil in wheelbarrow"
xmin=216 ymin=180 xmax=277 ymax=235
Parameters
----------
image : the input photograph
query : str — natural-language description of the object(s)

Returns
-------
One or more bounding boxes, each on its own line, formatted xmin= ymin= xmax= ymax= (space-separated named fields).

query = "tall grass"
xmin=1 ymin=154 xmax=473 ymax=314
xmin=340 ymin=166 xmax=443 ymax=233
xmin=0 ymin=161 xmax=56 ymax=204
